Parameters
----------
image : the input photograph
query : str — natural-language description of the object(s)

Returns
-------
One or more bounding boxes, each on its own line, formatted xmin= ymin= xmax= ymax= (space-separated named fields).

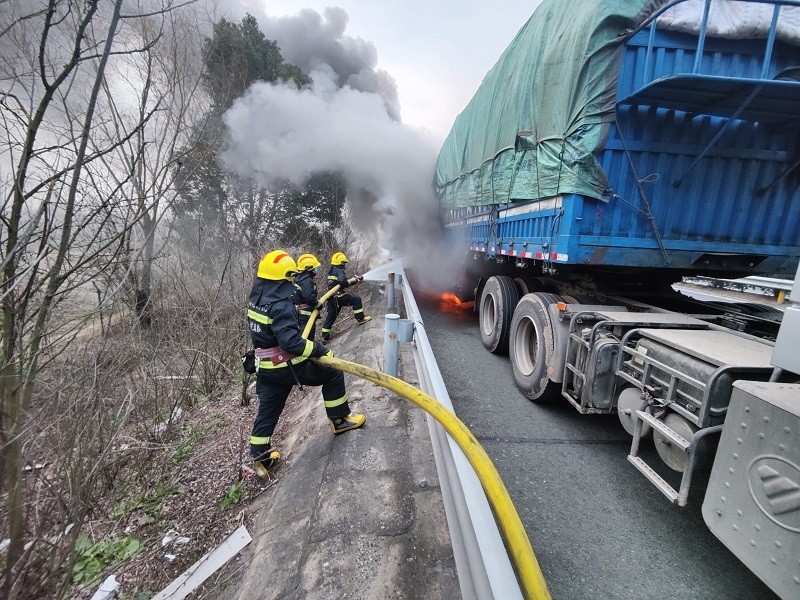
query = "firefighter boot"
xmin=356 ymin=315 xmax=372 ymax=325
xmin=253 ymin=448 xmax=282 ymax=478
xmin=330 ymin=413 xmax=366 ymax=434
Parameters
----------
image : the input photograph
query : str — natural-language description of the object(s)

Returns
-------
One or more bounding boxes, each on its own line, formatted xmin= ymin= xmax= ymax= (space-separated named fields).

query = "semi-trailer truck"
xmin=435 ymin=0 xmax=800 ymax=596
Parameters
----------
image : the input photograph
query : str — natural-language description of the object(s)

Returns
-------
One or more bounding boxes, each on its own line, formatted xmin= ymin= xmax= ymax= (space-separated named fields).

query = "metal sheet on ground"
xmin=418 ymin=300 xmax=778 ymax=600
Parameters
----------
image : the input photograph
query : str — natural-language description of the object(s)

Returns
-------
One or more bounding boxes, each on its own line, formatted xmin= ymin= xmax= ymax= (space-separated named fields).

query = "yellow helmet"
xmin=297 ymin=253 xmax=321 ymax=271
xmin=331 ymin=251 xmax=349 ymax=266
xmin=257 ymin=250 xmax=298 ymax=281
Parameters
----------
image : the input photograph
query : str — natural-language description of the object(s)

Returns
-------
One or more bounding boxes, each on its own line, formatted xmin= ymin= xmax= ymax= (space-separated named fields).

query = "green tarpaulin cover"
xmin=435 ymin=0 xmax=651 ymax=208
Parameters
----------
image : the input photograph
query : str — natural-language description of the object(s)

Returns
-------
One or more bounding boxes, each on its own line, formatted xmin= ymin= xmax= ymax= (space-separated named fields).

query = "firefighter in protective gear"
xmin=248 ymin=250 xmax=366 ymax=478
xmin=293 ymin=253 xmax=321 ymax=340
xmin=320 ymin=252 xmax=371 ymax=342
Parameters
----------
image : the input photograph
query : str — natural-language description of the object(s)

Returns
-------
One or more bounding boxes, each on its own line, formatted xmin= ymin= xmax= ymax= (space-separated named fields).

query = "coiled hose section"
xmin=303 ymin=283 xmax=551 ymax=600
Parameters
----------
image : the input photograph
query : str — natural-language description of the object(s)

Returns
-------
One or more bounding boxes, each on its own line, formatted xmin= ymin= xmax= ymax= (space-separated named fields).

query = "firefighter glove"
xmin=241 ymin=349 xmax=256 ymax=374
xmin=310 ymin=341 xmax=329 ymax=358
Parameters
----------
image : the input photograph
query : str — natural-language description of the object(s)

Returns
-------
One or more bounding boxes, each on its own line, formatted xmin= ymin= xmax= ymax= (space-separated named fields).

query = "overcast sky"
xmin=232 ymin=0 xmax=543 ymax=143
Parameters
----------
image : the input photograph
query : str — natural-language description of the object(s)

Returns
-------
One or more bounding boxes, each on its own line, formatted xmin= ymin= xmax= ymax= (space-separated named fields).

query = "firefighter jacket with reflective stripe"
xmin=247 ymin=278 xmax=327 ymax=361
xmin=327 ymin=264 xmax=349 ymax=292
xmin=293 ymin=271 xmax=318 ymax=316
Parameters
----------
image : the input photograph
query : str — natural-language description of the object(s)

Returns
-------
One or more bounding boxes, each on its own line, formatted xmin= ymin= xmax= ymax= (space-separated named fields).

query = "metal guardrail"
xmin=395 ymin=267 xmax=524 ymax=600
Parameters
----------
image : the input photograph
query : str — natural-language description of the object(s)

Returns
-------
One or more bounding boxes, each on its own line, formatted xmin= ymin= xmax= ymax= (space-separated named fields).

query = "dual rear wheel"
xmin=477 ymin=276 xmax=703 ymax=476
xmin=478 ymin=276 xmax=561 ymax=402
xmin=509 ymin=292 xmax=563 ymax=402
xmin=479 ymin=276 xmax=519 ymax=354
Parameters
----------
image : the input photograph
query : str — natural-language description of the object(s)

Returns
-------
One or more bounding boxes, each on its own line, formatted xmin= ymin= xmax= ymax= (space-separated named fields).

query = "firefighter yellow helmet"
xmin=257 ymin=250 xmax=298 ymax=281
xmin=331 ymin=251 xmax=349 ymax=266
xmin=297 ymin=253 xmax=321 ymax=271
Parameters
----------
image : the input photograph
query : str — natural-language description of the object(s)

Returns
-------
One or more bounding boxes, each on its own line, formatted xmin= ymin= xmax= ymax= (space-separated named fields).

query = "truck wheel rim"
xmin=480 ymin=293 xmax=496 ymax=336
xmin=514 ymin=316 xmax=537 ymax=377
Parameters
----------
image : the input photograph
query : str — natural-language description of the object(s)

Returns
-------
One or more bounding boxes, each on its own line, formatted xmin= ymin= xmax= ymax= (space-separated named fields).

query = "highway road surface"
xmin=418 ymin=298 xmax=777 ymax=600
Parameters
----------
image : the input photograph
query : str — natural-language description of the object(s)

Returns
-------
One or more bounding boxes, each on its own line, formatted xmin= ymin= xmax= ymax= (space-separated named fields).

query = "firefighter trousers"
xmin=250 ymin=359 xmax=349 ymax=458
xmin=321 ymin=293 xmax=365 ymax=336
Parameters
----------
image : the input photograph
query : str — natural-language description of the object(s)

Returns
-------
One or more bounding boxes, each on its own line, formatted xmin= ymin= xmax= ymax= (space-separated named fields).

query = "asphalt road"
xmin=417 ymin=299 xmax=778 ymax=600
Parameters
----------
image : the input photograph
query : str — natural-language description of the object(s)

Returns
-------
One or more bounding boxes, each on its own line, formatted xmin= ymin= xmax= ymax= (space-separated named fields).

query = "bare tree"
xmin=97 ymin=5 xmax=209 ymax=328
xmin=0 ymin=0 xmax=204 ymax=595
xmin=1 ymin=2 xmax=360 ymax=595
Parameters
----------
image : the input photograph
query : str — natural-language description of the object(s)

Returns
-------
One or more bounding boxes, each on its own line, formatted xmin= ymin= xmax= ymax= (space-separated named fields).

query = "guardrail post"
xmin=398 ymin=318 xmax=414 ymax=343
xmin=384 ymin=313 xmax=400 ymax=376
xmin=387 ymin=272 xmax=396 ymax=310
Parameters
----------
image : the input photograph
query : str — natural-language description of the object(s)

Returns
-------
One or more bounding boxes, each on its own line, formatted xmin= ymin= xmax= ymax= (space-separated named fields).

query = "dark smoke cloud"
xmin=258 ymin=7 xmax=401 ymax=121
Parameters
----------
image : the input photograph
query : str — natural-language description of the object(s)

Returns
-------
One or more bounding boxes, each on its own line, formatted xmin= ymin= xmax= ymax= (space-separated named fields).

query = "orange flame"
xmin=440 ymin=292 xmax=473 ymax=312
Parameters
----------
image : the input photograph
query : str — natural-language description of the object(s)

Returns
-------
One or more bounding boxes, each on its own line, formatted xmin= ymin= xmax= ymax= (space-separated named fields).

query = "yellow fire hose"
xmin=301 ymin=284 xmax=343 ymax=339
xmin=302 ymin=282 xmax=551 ymax=600
xmin=315 ymin=354 xmax=550 ymax=600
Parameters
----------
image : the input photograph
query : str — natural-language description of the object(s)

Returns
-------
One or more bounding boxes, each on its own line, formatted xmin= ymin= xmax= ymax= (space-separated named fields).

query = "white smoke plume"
xmin=221 ymin=67 xmax=444 ymax=269
xmin=221 ymin=6 xmax=465 ymax=286
xmin=258 ymin=7 xmax=401 ymax=121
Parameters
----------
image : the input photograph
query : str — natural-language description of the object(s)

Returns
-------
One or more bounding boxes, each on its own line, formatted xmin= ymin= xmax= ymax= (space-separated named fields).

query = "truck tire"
xmin=479 ymin=276 xmax=520 ymax=354
xmin=514 ymin=276 xmax=546 ymax=297
xmin=509 ymin=292 xmax=562 ymax=402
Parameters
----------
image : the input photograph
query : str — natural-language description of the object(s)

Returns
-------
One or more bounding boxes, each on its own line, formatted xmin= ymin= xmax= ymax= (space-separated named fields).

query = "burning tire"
xmin=479 ymin=276 xmax=520 ymax=354
xmin=509 ymin=292 xmax=563 ymax=402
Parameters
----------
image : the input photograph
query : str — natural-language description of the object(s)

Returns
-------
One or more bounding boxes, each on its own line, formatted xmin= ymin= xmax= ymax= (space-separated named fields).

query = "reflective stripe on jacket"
xmin=247 ymin=278 xmax=326 ymax=368
xmin=327 ymin=265 xmax=348 ymax=291
xmin=293 ymin=271 xmax=319 ymax=317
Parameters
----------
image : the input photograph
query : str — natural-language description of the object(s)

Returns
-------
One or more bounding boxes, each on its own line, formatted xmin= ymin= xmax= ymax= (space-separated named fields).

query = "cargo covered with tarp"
xmin=435 ymin=0 xmax=650 ymax=208
xmin=435 ymin=0 xmax=800 ymax=209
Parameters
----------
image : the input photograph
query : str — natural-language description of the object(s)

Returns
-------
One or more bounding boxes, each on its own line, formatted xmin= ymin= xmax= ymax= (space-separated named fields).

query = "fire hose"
xmin=303 ymin=280 xmax=551 ymax=600
xmin=300 ymin=282 xmax=352 ymax=339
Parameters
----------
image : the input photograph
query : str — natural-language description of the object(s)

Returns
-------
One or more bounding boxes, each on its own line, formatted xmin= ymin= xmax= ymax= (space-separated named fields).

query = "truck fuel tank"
xmin=619 ymin=329 xmax=775 ymax=427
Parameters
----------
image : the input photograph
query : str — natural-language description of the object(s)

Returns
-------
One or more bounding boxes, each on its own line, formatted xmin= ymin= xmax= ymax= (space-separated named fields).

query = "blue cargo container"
xmin=439 ymin=0 xmax=800 ymax=277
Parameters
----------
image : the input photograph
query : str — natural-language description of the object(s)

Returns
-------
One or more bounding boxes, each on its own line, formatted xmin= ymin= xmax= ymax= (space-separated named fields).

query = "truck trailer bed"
xmin=439 ymin=0 xmax=800 ymax=277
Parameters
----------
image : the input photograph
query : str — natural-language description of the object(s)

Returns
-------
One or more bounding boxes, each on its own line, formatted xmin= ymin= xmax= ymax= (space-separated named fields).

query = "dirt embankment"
xmin=73 ymin=317 xmax=351 ymax=596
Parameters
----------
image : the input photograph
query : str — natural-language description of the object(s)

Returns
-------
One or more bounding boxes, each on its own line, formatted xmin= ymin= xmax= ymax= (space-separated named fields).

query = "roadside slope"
xmin=202 ymin=283 xmax=458 ymax=599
